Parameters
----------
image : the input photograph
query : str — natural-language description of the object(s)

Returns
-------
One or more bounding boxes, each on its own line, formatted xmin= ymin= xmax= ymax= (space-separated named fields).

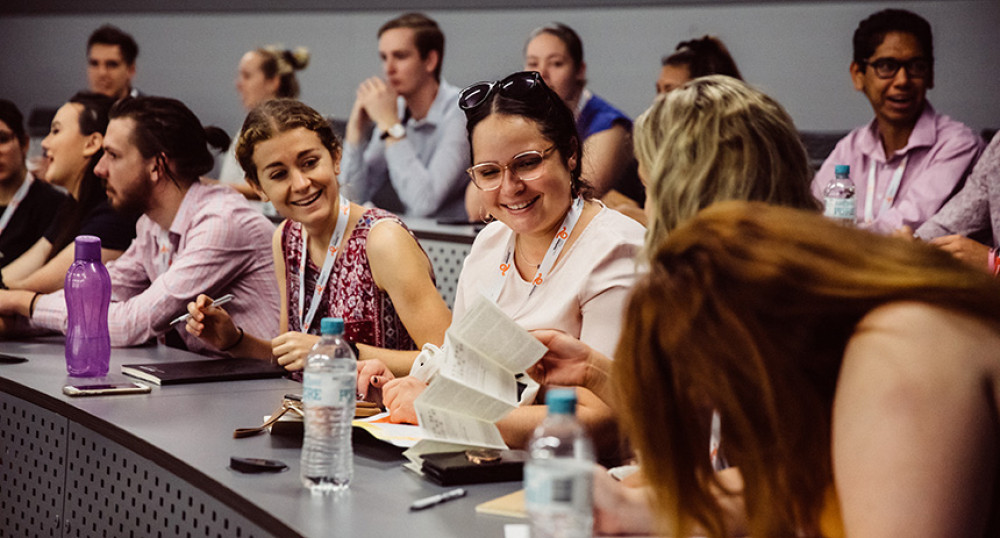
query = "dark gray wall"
xmin=2 ymin=1 xmax=997 ymax=146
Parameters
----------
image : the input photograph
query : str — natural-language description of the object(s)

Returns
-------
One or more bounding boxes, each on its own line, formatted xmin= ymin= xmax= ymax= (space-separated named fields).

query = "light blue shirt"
xmin=339 ymin=80 xmax=470 ymax=219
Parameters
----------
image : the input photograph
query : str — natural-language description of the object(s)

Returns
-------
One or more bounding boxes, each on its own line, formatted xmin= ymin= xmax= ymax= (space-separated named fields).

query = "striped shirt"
xmin=32 ymin=181 xmax=280 ymax=355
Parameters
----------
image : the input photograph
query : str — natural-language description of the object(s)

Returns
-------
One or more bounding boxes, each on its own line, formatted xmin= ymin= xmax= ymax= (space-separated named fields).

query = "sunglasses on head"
xmin=459 ymin=71 xmax=545 ymax=111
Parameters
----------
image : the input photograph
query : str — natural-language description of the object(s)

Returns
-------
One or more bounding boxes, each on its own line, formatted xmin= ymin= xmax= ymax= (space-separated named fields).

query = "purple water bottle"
xmin=65 ymin=235 xmax=111 ymax=377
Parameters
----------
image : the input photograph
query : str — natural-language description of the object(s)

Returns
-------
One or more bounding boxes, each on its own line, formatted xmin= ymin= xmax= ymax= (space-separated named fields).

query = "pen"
xmin=409 ymin=488 xmax=467 ymax=511
xmin=169 ymin=293 xmax=235 ymax=326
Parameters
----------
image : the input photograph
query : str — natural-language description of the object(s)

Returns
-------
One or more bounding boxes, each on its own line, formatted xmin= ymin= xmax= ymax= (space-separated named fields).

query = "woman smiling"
xmin=1 ymin=92 xmax=136 ymax=292
xmin=362 ymin=72 xmax=645 ymax=458
xmin=186 ymin=99 xmax=450 ymax=374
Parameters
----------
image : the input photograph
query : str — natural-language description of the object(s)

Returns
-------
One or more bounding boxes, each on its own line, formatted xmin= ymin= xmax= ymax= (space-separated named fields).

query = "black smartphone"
xmin=63 ymin=382 xmax=152 ymax=397
xmin=0 ymin=352 xmax=28 ymax=364
xmin=230 ymin=457 xmax=288 ymax=474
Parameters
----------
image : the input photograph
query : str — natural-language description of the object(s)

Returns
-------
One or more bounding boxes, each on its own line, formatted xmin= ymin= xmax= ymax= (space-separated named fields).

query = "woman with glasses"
xmin=361 ymin=72 xmax=645 ymax=457
xmin=465 ymin=23 xmax=643 ymax=221
xmin=1 ymin=92 xmax=136 ymax=293
xmin=185 ymin=99 xmax=450 ymax=375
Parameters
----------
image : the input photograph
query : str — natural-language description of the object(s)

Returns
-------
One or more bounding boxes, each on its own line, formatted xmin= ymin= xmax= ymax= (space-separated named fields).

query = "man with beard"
xmin=0 ymin=97 xmax=278 ymax=355
xmin=339 ymin=12 xmax=470 ymax=220
xmin=811 ymin=9 xmax=983 ymax=234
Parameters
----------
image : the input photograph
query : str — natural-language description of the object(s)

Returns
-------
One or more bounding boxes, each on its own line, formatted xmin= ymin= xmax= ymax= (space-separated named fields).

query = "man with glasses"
xmin=811 ymin=9 xmax=983 ymax=234
xmin=340 ymin=13 xmax=470 ymax=220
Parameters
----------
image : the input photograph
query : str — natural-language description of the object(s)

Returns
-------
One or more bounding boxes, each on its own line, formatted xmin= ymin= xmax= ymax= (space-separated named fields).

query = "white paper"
xmin=413 ymin=294 xmax=547 ymax=451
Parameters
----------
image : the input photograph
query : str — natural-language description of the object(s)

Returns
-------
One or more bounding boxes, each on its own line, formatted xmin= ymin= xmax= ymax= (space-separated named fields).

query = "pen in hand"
xmin=170 ymin=293 xmax=235 ymax=327
xmin=409 ymin=488 xmax=467 ymax=511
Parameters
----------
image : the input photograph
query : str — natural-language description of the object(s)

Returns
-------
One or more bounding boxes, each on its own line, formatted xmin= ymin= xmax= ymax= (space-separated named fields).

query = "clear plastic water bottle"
xmin=823 ymin=164 xmax=856 ymax=224
xmin=300 ymin=317 xmax=356 ymax=493
xmin=64 ymin=235 xmax=111 ymax=377
xmin=525 ymin=388 xmax=595 ymax=538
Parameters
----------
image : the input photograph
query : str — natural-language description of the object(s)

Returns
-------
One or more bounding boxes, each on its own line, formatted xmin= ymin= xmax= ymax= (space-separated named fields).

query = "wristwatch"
xmin=380 ymin=123 xmax=406 ymax=140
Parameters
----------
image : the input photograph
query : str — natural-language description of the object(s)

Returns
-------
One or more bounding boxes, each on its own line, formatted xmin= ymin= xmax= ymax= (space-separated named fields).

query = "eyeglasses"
xmin=467 ymin=146 xmax=555 ymax=191
xmin=859 ymin=57 xmax=932 ymax=80
xmin=459 ymin=71 xmax=544 ymax=111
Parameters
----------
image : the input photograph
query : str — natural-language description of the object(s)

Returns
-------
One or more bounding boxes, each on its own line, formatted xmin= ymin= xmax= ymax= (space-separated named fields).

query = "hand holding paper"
xmin=410 ymin=295 xmax=547 ymax=451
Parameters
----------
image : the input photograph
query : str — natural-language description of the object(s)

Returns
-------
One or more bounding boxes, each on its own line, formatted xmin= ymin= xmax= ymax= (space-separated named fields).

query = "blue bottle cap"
xmin=320 ymin=317 xmax=344 ymax=335
xmin=545 ymin=388 xmax=577 ymax=415
xmin=74 ymin=235 xmax=102 ymax=262
xmin=834 ymin=164 xmax=850 ymax=176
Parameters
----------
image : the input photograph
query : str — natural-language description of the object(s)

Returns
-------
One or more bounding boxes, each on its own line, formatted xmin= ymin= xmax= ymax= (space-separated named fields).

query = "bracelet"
xmin=28 ymin=292 xmax=40 ymax=318
xmin=220 ymin=327 xmax=244 ymax=352
xmin=346 ymin=339 xmax=359 ymax=358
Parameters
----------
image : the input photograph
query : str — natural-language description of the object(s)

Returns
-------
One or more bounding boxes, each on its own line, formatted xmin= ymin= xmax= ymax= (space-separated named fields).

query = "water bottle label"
xmin=524 ymin=464 xmax=593 ymax=512
xmin=302 ymin=372 xmax=355 ymax=407
xmin=824 ymin=197 xmax=856 ymax=221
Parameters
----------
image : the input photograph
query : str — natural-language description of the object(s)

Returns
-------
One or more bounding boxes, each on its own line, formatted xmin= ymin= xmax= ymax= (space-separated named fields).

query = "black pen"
xmin=409 ymin=488 xmax=467 ymax=511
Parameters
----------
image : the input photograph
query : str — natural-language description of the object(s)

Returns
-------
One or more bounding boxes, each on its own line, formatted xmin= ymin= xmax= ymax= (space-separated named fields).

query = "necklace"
xmin=515 ymin=236 xmax=542 ymax=268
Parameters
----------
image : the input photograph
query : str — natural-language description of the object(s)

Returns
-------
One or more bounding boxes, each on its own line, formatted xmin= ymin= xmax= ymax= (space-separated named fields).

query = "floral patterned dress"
xmin=282 ymin=208 xmax=422 ymax=351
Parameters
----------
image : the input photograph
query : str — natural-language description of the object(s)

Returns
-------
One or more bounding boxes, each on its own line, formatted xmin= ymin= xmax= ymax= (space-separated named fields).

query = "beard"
xmin=107 ymin=171 xmax=153 ymax=219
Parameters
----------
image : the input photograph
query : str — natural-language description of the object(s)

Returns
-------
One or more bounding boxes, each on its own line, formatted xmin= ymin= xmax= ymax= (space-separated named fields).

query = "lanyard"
xmin=864 ymin=154 xmax=908 ymax=225
xmin=298 ymin=195 xmax=351 ymax=333
xmin=487 ymin=197 xmax=585 ymax=303
xmin=0 ymin=175 xmax=33 ymax=237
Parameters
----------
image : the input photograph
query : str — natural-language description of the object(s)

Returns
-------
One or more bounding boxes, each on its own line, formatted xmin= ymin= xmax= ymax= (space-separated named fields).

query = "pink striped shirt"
xmin=32 ymin=181 xmax=280 ymax=355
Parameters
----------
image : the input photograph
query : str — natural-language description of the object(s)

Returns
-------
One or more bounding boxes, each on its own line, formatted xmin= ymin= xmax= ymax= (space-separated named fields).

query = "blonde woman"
xmin=526 ymin=76 xmax=820 ymax=534
xmin=636 ymin=74 xmax=818 ymax=235
xmin=217 ymin=45 xmax=310 ymax=197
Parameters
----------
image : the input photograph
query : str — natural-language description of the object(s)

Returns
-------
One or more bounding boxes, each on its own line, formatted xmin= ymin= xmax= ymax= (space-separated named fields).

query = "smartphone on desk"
xmin=0 ymin=352 xmax=29 ymax=364
xmin=63 ymin=382 xmax=152 ymax=397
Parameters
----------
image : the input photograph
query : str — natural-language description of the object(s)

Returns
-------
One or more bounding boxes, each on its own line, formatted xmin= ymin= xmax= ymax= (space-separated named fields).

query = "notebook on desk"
xmin=121 ymin=357 xmax=287 ymax=386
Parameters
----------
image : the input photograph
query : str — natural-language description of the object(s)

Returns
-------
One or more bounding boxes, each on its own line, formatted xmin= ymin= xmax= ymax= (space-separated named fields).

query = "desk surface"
xmin=0 ymin=337 xmax=521 ymax=537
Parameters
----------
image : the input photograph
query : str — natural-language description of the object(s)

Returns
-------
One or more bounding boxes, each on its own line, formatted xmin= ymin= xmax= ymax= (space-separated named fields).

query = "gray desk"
xmin=0 ymin=338 xmax=520 ymax=537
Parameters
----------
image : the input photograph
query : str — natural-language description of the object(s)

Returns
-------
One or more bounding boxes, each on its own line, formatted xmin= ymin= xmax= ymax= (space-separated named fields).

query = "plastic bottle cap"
xmin=834 ymin=164 xmax=850 ymax=176
xmin=74 ymin=235 xmax=103 ymax=262
xmin=320 ymin=317 xmax=344 ymax=335
xmin=545 ymin=388 xmax=577 ymax=414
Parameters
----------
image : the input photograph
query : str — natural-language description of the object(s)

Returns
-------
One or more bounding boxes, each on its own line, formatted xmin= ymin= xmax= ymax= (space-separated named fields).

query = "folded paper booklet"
xmin=403 ymin=294 xmax=547 ymax=472
xmin=121 ymin=357 xmax=286 ymax=386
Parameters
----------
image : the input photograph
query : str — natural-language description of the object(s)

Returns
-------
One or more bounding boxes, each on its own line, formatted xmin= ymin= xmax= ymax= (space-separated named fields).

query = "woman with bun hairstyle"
xmin=217 ymin=45 xmax=311 ymax=196
xmin=656 ymin=35 xmax=742 ymax=94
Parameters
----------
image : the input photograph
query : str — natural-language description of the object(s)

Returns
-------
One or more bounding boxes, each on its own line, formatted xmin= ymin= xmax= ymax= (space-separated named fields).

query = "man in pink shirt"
xmin=811 ymin=9 xmax=983 ymax=234
xmin=0 ymin=97 xmax=279 ymax=356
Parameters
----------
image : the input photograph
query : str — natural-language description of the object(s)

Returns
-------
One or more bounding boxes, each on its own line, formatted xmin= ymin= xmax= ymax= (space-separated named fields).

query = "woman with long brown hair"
xmin=1 ymin=92 xmax=136 ymax=292
xmin=616 ymin=201 xmax=1000 ymax=537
